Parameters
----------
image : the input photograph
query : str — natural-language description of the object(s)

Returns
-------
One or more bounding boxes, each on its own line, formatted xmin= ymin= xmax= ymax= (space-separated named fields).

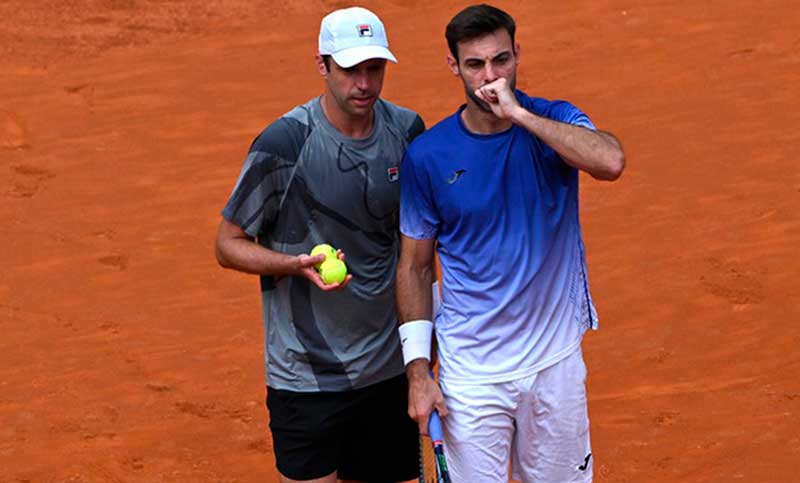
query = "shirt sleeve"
xmin=221 ymin=117 xmax=306 ymax=238
xmin=407 ymin=114 xmax=426 ymax=143
xmin=544 ymin=100 xmax=596 ymax=130
xmin=399 ymin=147 xmax=439 ymax=240
xmin=521 ymin=95 xmax=591 ymax=181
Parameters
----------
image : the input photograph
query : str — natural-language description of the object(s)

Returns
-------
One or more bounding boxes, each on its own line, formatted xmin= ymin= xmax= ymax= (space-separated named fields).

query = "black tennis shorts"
xmin=266 ymin=373 xmax=419 ymax=482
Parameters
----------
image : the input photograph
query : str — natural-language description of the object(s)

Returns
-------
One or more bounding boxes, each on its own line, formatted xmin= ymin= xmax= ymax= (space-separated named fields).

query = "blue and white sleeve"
xmin=547 ymin=100 xmax=596 ymax=130
xmin=399 ymin=150 xmax=439 ymax=240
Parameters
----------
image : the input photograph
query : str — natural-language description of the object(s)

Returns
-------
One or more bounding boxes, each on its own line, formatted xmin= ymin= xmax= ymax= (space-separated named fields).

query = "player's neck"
xmin=320 ymin=93 xmax=375 ymax=139
xmin=461 ymin=102 xmax=512 ymax=135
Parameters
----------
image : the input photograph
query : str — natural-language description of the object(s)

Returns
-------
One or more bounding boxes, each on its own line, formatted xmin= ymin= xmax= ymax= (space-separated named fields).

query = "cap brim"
xmin=331 ymin=45 xmax=398 ymax=68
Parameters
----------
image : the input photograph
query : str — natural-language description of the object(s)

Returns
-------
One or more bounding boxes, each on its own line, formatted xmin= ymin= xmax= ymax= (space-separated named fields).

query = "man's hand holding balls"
xmin=301 ymin=243 xmax=351 ymax=291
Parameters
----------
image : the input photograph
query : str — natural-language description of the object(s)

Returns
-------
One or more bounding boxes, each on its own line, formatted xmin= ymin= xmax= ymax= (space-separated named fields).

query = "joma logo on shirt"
xmin=446 ymin=169 xmax=466 ymax=184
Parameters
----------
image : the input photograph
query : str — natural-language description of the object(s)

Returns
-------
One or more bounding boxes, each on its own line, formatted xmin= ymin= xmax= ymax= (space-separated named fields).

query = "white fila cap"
xmin=318 ymin=7 xmax=398 ymax=68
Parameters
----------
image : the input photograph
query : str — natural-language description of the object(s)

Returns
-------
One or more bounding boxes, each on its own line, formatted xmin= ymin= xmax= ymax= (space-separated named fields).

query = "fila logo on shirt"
xmin=387 ymin=166 xmax=399 ymax=182
xmin=357 ymin=24 xmax=373 ymax=37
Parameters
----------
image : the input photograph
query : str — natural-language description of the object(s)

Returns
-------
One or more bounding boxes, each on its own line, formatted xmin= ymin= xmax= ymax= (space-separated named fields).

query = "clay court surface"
xmin=2 ymin=0 xmax=799 ymax=481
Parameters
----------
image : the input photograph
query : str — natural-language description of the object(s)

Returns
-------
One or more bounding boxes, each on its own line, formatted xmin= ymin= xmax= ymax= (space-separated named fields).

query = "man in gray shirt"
xmin=215 ymin=7 xmax=424 ymax=483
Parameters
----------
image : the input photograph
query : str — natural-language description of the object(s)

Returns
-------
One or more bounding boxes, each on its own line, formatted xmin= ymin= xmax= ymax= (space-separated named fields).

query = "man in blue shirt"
xmin=396 ymin=5 xmax=625 ymax=482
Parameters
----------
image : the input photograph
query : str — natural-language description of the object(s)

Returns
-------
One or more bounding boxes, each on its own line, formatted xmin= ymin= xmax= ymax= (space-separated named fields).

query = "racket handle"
xmin=427 ymin=370 xmax=444 ymax=441
xmin=429 ymin=409 xmax=452 ymax=483
xmin=428 ymin=408 xmax=444 ymax=442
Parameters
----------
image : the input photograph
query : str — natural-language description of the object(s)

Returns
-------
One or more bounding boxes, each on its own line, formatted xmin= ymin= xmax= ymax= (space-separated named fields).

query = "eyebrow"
xmin=463 ymin=50 xmax=512 ymax=63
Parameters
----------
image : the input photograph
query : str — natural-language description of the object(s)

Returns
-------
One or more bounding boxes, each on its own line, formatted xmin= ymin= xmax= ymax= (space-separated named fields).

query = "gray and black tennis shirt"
xmin=222 ymin=96 xmax=424 ymax=392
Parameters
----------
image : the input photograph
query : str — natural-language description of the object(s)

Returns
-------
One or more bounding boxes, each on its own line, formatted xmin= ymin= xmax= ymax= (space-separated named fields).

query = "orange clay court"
xmin=1 ymin=1 xmax=798 ymax=481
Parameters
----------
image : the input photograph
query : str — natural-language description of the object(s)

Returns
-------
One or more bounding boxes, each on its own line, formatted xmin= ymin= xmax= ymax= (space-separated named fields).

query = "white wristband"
xmin=398 ymin=320 xmax=433 ymax=366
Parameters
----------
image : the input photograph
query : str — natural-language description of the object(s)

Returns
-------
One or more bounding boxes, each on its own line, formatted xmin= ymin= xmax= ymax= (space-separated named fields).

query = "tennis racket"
xmin=419 ymin=429 xmax=436 ymax=483
xmin=428 ymin=408 xmax=452 ymax=483
xmin=418 ymin=407 xmax=452 ymax=483
xmin=419 ymin=281 xmax=451 ymax=482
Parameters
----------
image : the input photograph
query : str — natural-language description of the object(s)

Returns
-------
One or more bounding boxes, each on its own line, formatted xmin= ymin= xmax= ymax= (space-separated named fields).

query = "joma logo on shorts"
xmin=578 ymin=453 xmax=592 ymax=471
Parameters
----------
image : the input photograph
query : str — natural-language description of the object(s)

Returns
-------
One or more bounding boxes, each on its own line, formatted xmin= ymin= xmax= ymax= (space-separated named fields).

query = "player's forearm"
xmin=396 ymin=236 xmax=437 ymax=374
xmin=395 ymin=258 xmax=434 ymax=324
xmin=216 ymin=236 xmax=300 ymax=276
xmin=397 ymin=262 xmax=435 ymax=376
xmin=511 ymin=107 xmax=625 ymax=181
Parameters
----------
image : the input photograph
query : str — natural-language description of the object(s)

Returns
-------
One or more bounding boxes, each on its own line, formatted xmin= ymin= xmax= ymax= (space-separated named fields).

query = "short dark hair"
xmin=445 ymin=4 xmax=516 ymax=61
xmin=322 ymin=54 xmax=332 ymax=71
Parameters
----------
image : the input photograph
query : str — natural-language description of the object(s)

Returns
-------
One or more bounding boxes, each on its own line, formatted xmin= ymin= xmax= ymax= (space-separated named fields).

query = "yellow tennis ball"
xmin=319 ymin=258 xmax=347 ymax=285
xmin=310 ymin=243 xmax=337 ymax=270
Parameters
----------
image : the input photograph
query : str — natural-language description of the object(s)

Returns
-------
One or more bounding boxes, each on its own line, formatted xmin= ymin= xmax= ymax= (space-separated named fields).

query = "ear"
xmin=514 ymin=43 xmax=521 ymax=66
xmin=315 ymin=54 xmax=328 ymax=76
xmin=446 ymin=54 xmax=459 ymax=76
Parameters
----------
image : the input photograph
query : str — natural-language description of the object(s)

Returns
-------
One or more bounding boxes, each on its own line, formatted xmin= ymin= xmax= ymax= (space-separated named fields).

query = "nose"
xmin=483 ymin=62 xmax=498 ymax=82
xmin=355 ymin=70 xmax=371 ymax=91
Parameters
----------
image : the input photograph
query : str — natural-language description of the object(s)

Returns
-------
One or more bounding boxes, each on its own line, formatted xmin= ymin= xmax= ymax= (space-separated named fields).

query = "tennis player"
xmin=216 ymin=7 xmax=424 ymax=482
xmin=396 ymin=5 xmax=625 ymax=482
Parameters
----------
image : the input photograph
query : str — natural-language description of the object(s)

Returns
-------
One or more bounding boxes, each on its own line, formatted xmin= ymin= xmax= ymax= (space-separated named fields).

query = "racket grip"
xmin=428 ymin=409 xmax=444 ymax=442
xmin=427 ymin=370 xmax=444 ymax=441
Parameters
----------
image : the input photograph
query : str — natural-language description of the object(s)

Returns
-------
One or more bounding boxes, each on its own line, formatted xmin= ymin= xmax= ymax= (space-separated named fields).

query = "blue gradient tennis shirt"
xmin=400 ymin=90 xmax=599 ymax=384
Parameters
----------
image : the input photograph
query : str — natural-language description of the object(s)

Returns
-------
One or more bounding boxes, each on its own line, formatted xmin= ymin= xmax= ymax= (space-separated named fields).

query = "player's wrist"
xmin=285 ymin=254 xmax=304 ymax=276
xmin=405 ymin=358 xmax=431 ymax=382
xmin=398 ymin=319 xmax=433 ymax=366
xmin=509 ymin=104 xmax=531 ymax=125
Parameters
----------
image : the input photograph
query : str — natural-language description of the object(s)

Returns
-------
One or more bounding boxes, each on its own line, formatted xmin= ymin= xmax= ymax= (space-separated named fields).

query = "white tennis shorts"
xmin=439 ymin=347 xmax=593 ymax=483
